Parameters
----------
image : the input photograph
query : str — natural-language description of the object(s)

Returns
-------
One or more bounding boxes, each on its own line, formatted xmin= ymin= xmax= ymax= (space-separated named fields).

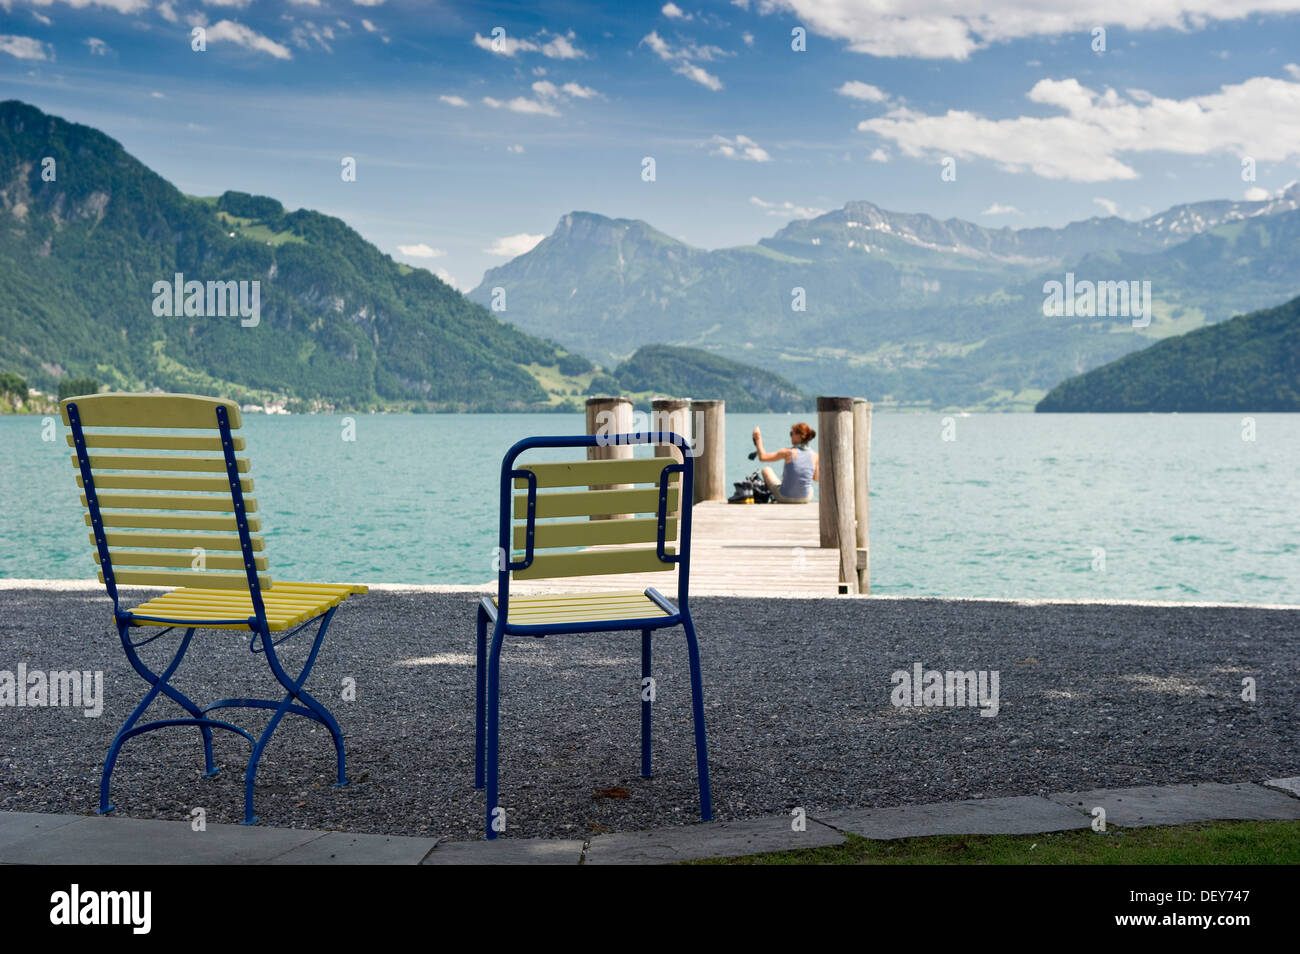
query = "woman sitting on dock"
xmin=752 ymin=422 xmax=818 ymax=503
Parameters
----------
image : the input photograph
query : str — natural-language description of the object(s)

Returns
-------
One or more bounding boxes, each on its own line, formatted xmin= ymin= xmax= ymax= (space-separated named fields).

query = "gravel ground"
xmin=1 ymin=586 xmax=1296 ymax=842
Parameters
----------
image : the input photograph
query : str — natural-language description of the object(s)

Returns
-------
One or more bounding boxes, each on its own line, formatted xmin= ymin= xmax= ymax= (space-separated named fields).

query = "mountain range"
xmin=6 ymin=98 xmax=1298 ymax=415
xmin=0 ymin=100 xmax=581 ymax=411
xmin=469 ymin=186 xmax=1300 ymax=410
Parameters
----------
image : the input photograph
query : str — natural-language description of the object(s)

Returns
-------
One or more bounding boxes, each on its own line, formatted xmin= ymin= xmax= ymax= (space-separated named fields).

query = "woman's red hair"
xmin=791 ymin=422 xmax=815 ymax=445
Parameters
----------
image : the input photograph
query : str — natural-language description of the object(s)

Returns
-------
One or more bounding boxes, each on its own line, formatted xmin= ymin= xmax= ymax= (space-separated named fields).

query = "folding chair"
xmin=475 ymin=431 xmax=712 ymax=839
xmin=61 ymin=392 xmax=366 ymax=825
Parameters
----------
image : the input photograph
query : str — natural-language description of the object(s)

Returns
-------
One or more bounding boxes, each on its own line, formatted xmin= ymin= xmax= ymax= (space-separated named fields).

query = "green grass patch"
xmin=215 ymin=211 xmax=307 ymax=247
xmin=693 ymin=820 xmax=1300 ymax=865
xmin=523 ymin=362 xmax=599 ymax=405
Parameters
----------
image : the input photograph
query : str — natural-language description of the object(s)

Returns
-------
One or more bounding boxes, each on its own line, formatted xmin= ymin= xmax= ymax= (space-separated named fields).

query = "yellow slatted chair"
xmin=61 ymin=392 xmax=366 ymax=824
xmin=475 ymin=431 xmax=712 ymax=838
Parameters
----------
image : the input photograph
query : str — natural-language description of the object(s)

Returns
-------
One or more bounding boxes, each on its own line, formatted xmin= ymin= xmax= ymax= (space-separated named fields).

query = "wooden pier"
xmin=511 ymin=500 xmax=842 ymax=598
xmin=507 ymin=393 xmax=868 ymax=599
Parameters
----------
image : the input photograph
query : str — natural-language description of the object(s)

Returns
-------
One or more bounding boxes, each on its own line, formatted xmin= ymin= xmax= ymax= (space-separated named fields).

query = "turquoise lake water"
xmin=1 ymin=412 xmax=1295 ymax=603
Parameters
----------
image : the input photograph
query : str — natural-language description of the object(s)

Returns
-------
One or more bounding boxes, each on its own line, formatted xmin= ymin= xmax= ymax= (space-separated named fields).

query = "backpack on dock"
xmin=728 ymin=470 xmax=774 ymax=504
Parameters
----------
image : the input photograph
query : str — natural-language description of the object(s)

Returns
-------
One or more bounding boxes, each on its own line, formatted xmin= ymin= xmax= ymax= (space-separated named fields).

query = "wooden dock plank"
xmin=510 ymin=501 xmax=841 ymax=598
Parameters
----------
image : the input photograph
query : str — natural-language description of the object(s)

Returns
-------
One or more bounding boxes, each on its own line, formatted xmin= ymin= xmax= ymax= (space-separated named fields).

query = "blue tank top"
xmin=780 ymin=447 xmax=815 ymax=499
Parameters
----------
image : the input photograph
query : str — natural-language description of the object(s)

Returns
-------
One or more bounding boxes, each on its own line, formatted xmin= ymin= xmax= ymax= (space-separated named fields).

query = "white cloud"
xmin=397 ymin=243 xmax=444 ymax=258
xmin=482 ymin=95 xmax=560 ymax=117
xmin=642 ymin=32 xmax=730 ymax=62
xmin=642 ymin=30 xmax=725 ymax=90
xmin=32 ymin=12 xmax=53 ymax=25
xmin=539 ymin=30 xmax=584 ymax=59
xmin=742 ymin=31 xmax=755 ymax=46
xmin=203 ymin=0 xmax=254 ymax=8
xmin=474 ymin=28 xmax=585 ymax=59
xmin=1285 ymin=63 xmax=1300 ymax=81
xmin=1244 ymin=186 xmax=1271 ymax=200
xmin=507 ymin=144 xmax=525 ymax=153
xmin=473 ymin=32 xmax=537 ymax=55
xmin=24 ymin=0 xmax=148 ymax=13
xmin=710 ymin=134 xmax=770 ymax=162
xmin=288 ymin=0 xmax=322 ymax=5
xmin=150 ymin=90 xmax=165 ymax=98
xmin=85 ymin=36 xmax=109 ymax=54
xmin=858 ymin=74 xmax=1300 ymax=182
xmin=675 ymin=61 xmax=722 ymax=90
xmin=439 ymin=94 xmax=469 ymax=107
xmin=157 ymin=1 xmax=178 ymax=21
xmin=484 ymin=79 xmax=599 ymax=115
xmin=643 ymin=30 xmax=672 ymax=59
xmin=681 ymin=41 xmax=730 ymax=61
xmin=980 ymin=202 xmax=1020 ymax=215
xmin=485 ymin=233 xmax=546 ymax=257
xmin=837 ymin=80 xmax=887 ymax=102
xmin=662 ymin=2 xmax=692 ymax=18
xmin=759 ymin=0 xmax=1300 ymax=60
xmin=353 ymin=0 xmax=386 ymax=6
xmin=1092 ymin=197 xmax=1120 ymax=216
xmin=361 ymin=18 xmax=378 ymax=32
xmin=750 ymin=196 xmax=826 ymax=219
xmin=434 ymin=267 xmax=459 ymax=289
xmin=868 ymin=147 xmax=889 ymax=162
xmin=204 ymin=20 xmax=293 ymax=59
xmin=0 ymin=35 xmax=49 ymax=60
xmin=290 ymin=21 xmax=334 ymax=52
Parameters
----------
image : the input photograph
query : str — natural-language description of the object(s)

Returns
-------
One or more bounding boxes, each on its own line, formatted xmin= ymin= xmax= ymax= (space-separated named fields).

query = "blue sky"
xmin=3 ymin=0 xmax=1300 ymax=289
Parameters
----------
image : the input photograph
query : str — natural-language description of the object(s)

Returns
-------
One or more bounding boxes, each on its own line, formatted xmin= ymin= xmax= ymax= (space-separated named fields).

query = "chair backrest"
xmin=498 ymin=432 xmax=694 ymax=604
xmin=61 ymin=392 xmax=270 ymax=613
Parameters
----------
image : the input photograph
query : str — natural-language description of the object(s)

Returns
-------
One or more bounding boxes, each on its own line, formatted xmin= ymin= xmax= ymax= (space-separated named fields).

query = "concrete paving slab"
xmin=0 ymin=814 xmax=321 ymax=865
xmin=583 ymin=816 xmax=844 ymax=865
xmin=422 ymin=837 xmax=584 ymax=865
xmin=0 ymin=812 xmax=85 ymax=848
xmin=267 ymin=831 xmax=437 ymax=865
xmin=819 ymin=796 xmax=1091 ymax=840
xmin=1263 ymin=777 xmax=1300 ymax=799
xmin=1047 ymin=782 xmax=1300 ymax=828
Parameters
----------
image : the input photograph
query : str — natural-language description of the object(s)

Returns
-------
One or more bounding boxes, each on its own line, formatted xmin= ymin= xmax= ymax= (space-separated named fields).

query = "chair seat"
xmin=127 ymin=581 xmax=368 ymax=631
xmin=494 ymin=589 xmax=674 ymax=626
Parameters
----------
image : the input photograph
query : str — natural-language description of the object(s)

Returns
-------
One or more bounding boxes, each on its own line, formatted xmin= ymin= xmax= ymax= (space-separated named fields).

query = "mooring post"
xmin=585 ymin=395 xmax=633 ymax=519
xmin=852 ymin=398 xmax=872 ymax=594
xmin=690 ymin=399 xmax=725 ymax=503
xmin=652 ymin=397 xmax=691 ymax=520
xmin=817 ymin=396 xmax=858 ymax=594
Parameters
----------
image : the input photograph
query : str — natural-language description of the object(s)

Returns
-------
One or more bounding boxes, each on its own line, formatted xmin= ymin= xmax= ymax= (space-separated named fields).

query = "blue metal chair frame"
xmin=66 ymin=400 xmax=347 ymax=825
xmin=474 ymin=431 xmax=712 ymax=839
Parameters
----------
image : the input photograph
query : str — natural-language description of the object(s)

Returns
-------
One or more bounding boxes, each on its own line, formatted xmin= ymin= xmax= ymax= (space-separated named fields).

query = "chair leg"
xmin=681 ymin=613 xmax=713 ymax=822
xmin=640 ymin=628 xmax=652 ymax=778
xmin=244 ymin=612 xmax=343 ymax=825
xmin=118 ymin=623 xmax=217 ymax=774
xmin=475 ymin=604 xmax=488 ymax=789
xmin=485 ymin=621 xmax=505 ymax=839
xmin=100 ymin=625 xmax=200 ymax=814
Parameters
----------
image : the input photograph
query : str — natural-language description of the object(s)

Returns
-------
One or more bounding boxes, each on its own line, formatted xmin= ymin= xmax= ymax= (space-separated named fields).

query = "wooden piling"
xmin=585 ymin=396 xmax=633 ymax=519
xmin=817 ymin=396 xmax=857 ymax=594
xmin=852 ymin=398 xmax=872 ymax=594
xmin=690 ymin=399 xmax=725 ymax=503
xmin=651 ymin=397 xmax=692 ymax=465
xmin=652 ymin=397 xmax=691 ymax=521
